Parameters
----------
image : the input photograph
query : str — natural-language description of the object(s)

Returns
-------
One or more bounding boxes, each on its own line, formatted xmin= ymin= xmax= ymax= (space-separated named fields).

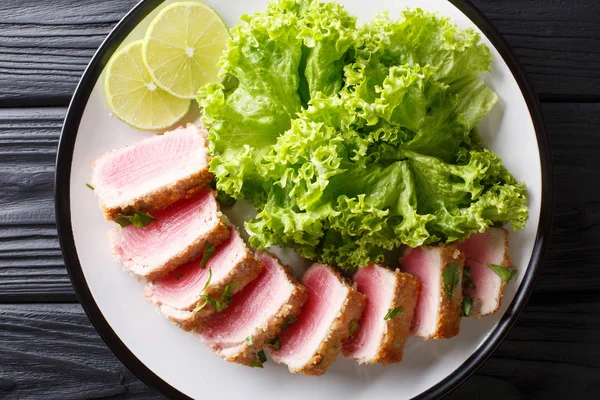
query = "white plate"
xmin=55 ymin=0 xmax=553 ymax=399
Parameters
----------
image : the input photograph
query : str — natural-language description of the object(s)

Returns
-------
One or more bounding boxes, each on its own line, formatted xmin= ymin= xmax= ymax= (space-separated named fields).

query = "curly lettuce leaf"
xmin=406 ymin=149 xmax=528 ymax=241
xmin=298 ymin=0 xmax=358 ymax=99
xmin=198 ymin=8 xmax=303 ymax=204
xmin=200 ymin=0 xmax=528 ymax=271
xmin=367 ymin=9 xmax=493 ymax=83
xmin=199 ymin=0 xmax=360 ymax=205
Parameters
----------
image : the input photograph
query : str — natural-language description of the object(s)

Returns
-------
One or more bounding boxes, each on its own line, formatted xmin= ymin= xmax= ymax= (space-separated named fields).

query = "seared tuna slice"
xmin=146 ymin=226 xmax=263 ymax=331
xmin=457 ymin=228 xmax=511 ymax=317
xmin=108 ymin=189 xmax=229 ymax=281
xmin=271 ymin=264 xmax=366 ymax=376
xmin=401 ymin=245 xmax=464 ymax=339
xmin=91 ymin=123 xmax=213 ymax=220
xmin=198 ymin=252 xmax=306 ymax=366
xmin=342 ymin=264 xmax=419 ymax=365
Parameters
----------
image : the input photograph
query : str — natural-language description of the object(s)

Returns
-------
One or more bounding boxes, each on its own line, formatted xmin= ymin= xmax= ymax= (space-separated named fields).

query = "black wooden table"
xmin=0 ymin=0 xmax=599 ymax=398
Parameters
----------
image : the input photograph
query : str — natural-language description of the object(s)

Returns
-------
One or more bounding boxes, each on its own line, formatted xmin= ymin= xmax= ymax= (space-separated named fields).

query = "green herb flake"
xmin=175 ymin=273 xmax=185 ymax=280
xmin=250 ymin=350 xmax=267 ymax=368
xmin=193 ymin=269 xmax=213 ymax=313
xmin=114 ymin=211 xmax=156 ymax=228
xmin=86 ymin=183 xmax=95 ymax=190
xmin=257 ymin=350 xmax=267 ymax=363
xmin=349 ymin=320 xmax=359 ymax=336
xmin=268 ymin=337 xmax=281 ymax=351
xmin=199 ymin=243 xmax=216 ymax=269
xmin=193 ymin=298 xmax=209 ymax=313
xmin=462 ymin=295 xmax=473 ymax=317
xmin=114 ymin=215 xmax=132 ymax=228
xmin=383 ymin=306 xmax=405 ymax=320
xmin=221 ymin=282 xmax=239 ymax=305
xmin=333 ymin=343 xmax=340 ymax=349
xmin=194 ymin=275 xmax=238 ymax=313
xmin=442 ymin=263 xmax=461 ymax=298
xmin=487 ymin=264 xmax=518 ymax=283
xmin=246 ymin=336 xmax=254 ymax=345
xmin=202 ymin=268 xmax=213 ymax=292
xmin=463 ymin=266 xmax=476 ymax=290
xmin=281 ymin=315 xmax=298 ymax=330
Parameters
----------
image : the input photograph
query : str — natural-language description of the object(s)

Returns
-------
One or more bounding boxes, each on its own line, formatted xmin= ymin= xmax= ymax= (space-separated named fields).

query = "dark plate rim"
xmin=54 ymin=0 xmax=554 ymax=399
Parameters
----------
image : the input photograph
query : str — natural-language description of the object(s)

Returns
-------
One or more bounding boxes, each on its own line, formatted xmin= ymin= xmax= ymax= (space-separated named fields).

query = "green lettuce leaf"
xmin=297 ymin=0 xmax=358 ymax=99
xmin=200 ymin=0 xmax=528 ymax=271
xmin=367 ymin=9 xmax=493 ymax=83
xmin=198 ymin=3 xmax=304 ymax=205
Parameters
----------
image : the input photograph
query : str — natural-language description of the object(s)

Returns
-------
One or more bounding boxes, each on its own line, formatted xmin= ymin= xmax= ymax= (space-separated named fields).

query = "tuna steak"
xmin=271 ymin=264 xmax=366 ymax=376
xmin=198 ymin=252 xmax=306 ymax=366
xmin=146 ymin=226 xmax=263 ymax=331
xmin=91 ymin=124 xmax=213 ymax=220
xmin=342 ymin=264 xmax=419 ymax=365
xmin=457 ymin=228 xmax=511 ymax=317
xmin=108 ymin=189 xmax=229 ymax=281
xmin=401 ymin=245 xmax=464 ymax=339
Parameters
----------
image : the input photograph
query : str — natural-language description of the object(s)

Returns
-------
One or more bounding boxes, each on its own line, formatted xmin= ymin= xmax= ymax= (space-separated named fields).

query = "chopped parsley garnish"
xmin=86 ymin=183 xmax=95 ymax=190
xmin=487 ymin=264 xmax=518 ymax=283
xmin=175 ymin=273 xmax=185 ymax=280
xmin=333 ymin=343 xmax=340 ymax=349
xmin=257 ymin=350 xmax=267 ymax=363
xmin=194 ymin=295 xmax=216 ymax=312
xmin=194 ymin=275 xmax=239 ymax=313
xmin=221 ymin=281 xmax=238 ymax=305
xmin=202 ymin=268 xmax=213 ymax=292
xmin=463 ymin=266 xmax=476 ymax=290
xmin=250 ymin=350 xmax=267 ymax=368
xmin=383 ymin=306 xmax=405 ymax=320
xmin=281 ymin=315 xmax=298 ymax=330
xmin=246 ymin=335 xmax=254 ymax=345
xmin=199 ymin=243 xmax=216 ymax=269
xmin=268 ymin=337 xmax=281 ymax=351
xmin=115 ymin=211 xmax=156 ymax=228
xmin=442 ymin=263 xmax=461 ymax=298
xmin=349 ymin=320 xmax=359 ymax=336
xmin=462 ymin=295 xmax=473 ymax=317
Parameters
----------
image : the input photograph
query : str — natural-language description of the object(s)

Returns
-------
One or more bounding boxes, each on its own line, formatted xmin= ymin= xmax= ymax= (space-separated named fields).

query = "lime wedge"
xmin=142 ymin=2 xmax=230 ymax=99
xmin=104 ymin=40 xmax=191 ymax=131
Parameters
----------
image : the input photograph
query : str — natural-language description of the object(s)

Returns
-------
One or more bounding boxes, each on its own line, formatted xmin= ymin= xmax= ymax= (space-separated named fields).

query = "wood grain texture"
xmin=474 ymin=0 xmax=600 ymax=101
xmin=0 ymin=0 xmax=138 ymax=107
xmin=0 ymin=108 xmax=74 ymax=301
xmin=1 ymin=103 xmax=598 ymax=301
xmin=0 ymin=0 xmax=599 ymax=106
xmin=0 ymin=304 xmax=158 ymax=399
xmin=1 ymin=300 xmax=598 ymax=399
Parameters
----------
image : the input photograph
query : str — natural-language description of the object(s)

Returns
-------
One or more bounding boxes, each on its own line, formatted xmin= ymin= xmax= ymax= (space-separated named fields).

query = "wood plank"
xmin=0 ymin=303 xmax=157 ymax=399
xmin=1 ymin=301 xmax=598 ymax=399
xmin=535 ymin=102 xmax=600 ymax=294
xmin=0 ymin=0 xmax=138 ymax=107
xmin=474 ymin=0 xmax=600 ymax=101
xmin=0 ymin=103 xmax=597 ymax=301
xmin=0 ymin=108 xmax=74 ymax=301
xmin=0 ymin=0 xmax=598 ymax=106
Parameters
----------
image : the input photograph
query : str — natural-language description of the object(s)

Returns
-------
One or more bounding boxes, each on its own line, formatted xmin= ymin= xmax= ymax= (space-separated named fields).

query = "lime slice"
xmin=104 ymin=40 xmax=191 ymax=131
xmin=143 ymin=2 xmax=230 ymax=99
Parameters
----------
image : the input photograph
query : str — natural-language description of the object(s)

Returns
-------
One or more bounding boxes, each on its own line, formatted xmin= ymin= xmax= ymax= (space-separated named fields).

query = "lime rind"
xmin=142 ymin=1 xmax=230 ymax=99
xmin=104 ymin=40 xmax=192 ymax=131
